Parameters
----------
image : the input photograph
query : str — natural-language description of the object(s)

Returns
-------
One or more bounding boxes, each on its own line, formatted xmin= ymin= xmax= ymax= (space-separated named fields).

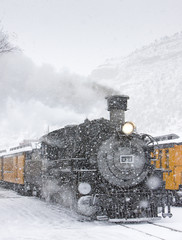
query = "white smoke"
xmin=0 ymin=52 xmax=117 ymax=148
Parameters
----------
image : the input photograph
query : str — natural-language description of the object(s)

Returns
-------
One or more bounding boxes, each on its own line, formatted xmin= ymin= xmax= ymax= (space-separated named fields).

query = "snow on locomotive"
xmin=0 ymin=95 xmax=172 ymax=222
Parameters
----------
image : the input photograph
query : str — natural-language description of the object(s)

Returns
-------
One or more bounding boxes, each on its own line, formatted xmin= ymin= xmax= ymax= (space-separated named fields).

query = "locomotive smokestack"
xmin=106 ymin=95 xmax=129 ymax=130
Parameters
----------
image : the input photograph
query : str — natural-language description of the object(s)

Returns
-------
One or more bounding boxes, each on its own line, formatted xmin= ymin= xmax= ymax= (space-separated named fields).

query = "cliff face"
xmin=90 ymin=33 xmax=182 ymax=136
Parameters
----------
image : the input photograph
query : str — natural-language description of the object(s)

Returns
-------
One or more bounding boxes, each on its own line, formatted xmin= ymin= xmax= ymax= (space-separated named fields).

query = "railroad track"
xmin=147 ymin=221 xmax=182 ymax=233
xmin=120 ymin=224 xmax=166 ymax=240
xmin=120 ymin=221 xmax=182 ymax=240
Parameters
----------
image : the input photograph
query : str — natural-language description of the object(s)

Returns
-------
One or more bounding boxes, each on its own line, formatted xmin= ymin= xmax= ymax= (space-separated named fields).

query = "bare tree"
xmin=0 ymin=28 xmax=16 ymax=54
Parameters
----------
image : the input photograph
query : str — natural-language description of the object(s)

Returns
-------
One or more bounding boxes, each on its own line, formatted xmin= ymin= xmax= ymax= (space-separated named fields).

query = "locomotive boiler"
xmin=0 ymin=95 xmax=172 ymax=222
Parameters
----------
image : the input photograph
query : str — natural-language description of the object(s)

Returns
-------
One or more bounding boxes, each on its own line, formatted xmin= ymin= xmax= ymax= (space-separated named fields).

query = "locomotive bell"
xmin=106 ymin=95 xmax=129 ymax=130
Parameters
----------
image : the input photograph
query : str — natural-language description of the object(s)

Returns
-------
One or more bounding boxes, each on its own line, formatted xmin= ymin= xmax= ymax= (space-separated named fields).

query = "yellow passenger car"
xmin=2 ymin=154 xmax=25 ymax=184
xmin=152 ymin=134 xmax=182 ymax=204
xmin=0 ymin=142 xmax=42 ymax=196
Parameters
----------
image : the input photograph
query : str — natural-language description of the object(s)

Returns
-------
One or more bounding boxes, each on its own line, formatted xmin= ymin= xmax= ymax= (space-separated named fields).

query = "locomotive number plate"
xmin=120 ymin=155 xmax=134 ymax=163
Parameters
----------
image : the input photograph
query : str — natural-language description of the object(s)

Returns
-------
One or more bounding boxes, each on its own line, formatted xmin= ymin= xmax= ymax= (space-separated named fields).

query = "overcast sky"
xmin=0 ymin=0 xmax=182 ymax=75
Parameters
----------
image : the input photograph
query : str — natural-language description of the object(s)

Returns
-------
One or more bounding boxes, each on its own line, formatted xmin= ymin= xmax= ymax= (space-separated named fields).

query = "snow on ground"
xmin=0 ymin=187 xmax=182 ymax=240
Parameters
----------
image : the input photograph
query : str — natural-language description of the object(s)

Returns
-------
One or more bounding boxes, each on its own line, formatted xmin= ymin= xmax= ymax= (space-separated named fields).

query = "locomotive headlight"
xmin=78 ymin=182 xmax=91 ymax=195
xmin=122 ymin=122 xmax=135 ymax=135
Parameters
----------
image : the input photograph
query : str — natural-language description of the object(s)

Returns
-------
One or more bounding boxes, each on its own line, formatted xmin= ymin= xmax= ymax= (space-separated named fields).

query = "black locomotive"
xmin=0 ymin=95 xmax=172 ymax=222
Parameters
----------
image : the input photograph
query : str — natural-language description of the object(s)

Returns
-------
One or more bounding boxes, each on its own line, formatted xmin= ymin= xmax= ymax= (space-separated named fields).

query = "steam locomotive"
xmin=0 ymin=95 xmax=172 ymax=222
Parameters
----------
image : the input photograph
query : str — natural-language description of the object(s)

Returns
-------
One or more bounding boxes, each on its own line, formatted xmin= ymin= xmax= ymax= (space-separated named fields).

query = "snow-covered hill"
xmin=90 ymin=32 xmax=182 ymax=137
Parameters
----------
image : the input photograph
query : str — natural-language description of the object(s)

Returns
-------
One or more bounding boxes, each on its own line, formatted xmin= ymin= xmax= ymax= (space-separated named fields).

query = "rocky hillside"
xmin=90 ymin=32 xmax=182 ymax=137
